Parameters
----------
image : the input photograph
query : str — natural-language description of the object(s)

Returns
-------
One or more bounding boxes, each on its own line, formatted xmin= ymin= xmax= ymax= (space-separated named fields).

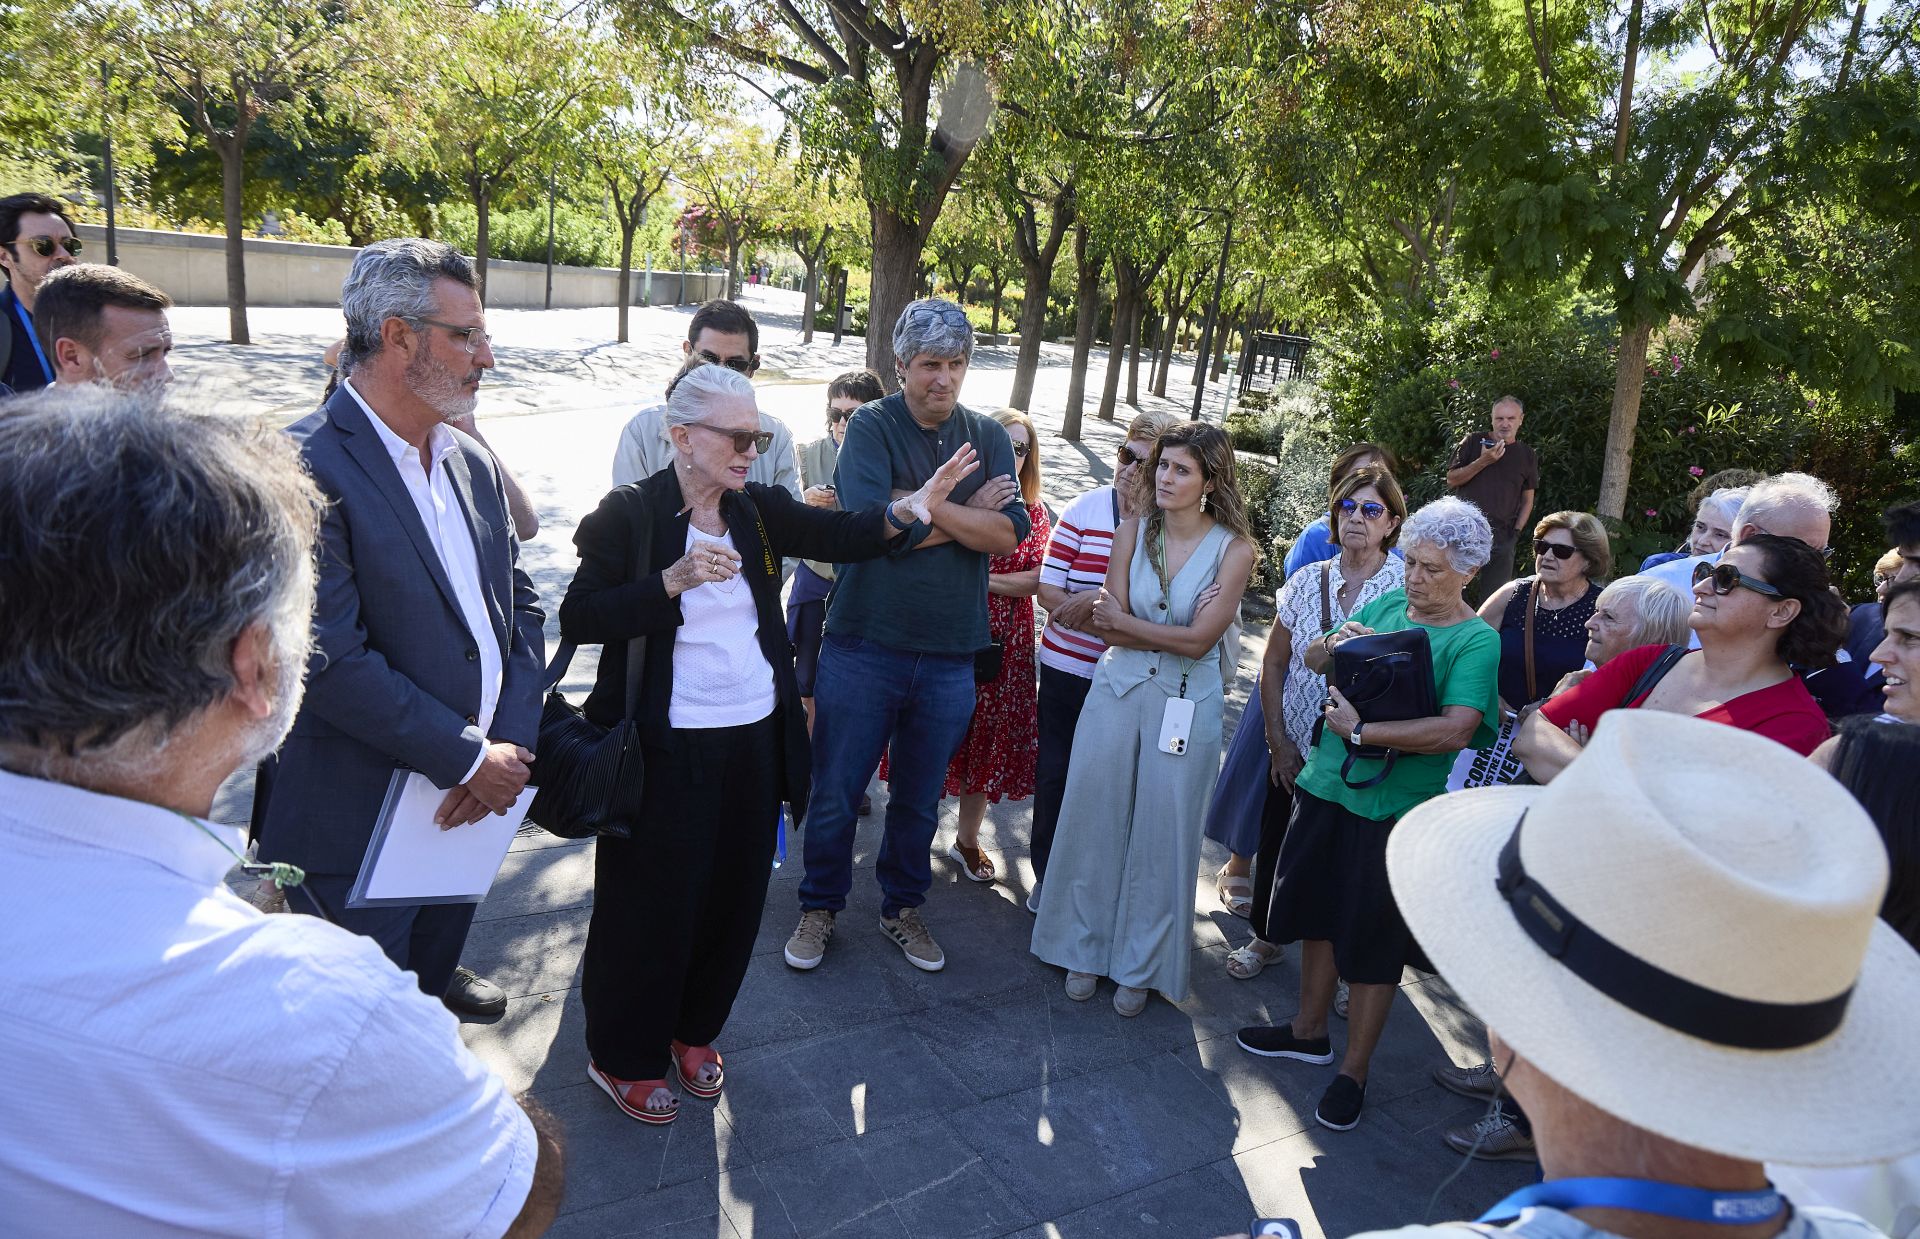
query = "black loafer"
xmin=1315 ymin=1073 xmax=1367 ymax=1131
xmin=444 ymin=966 xmax=508 ymax=1017
xmin=1235 ymin=1024 xmax=1335 ymax=1063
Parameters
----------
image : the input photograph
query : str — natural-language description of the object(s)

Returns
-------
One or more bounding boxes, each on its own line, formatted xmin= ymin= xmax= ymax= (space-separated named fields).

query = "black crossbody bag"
xmin=526 ymin=492 xmax=653 ymax=840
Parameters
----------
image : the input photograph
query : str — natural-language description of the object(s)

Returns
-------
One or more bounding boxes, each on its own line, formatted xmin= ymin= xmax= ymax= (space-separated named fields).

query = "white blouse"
xmin=670 ymin=526 xmax=777 ymax=729
xmin=1271 ymin=554 xmax=1406 ymax=753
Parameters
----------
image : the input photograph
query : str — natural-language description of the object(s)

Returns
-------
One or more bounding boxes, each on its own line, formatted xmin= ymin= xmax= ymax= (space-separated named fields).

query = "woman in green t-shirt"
xmin=1234 ymin=496 xmax=1502 ymax=1134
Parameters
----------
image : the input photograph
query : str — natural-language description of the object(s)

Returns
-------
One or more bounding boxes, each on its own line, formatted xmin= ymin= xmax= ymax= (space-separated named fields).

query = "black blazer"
xmin=558 ymin=467 xmax=894 ymax=821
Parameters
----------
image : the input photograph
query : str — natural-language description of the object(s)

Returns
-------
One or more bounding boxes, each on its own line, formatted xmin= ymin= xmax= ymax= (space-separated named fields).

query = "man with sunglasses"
xmin=0 ymin=193 xmax=82 ymax=396
xmin=612 ymin=298 xmax=799 ymax=497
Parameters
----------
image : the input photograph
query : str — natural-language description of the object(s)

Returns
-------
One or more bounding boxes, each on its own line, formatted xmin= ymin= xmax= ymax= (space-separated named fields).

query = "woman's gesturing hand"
xmin=894 ymin=443 xmax=982 ymax=526
xmin=663 ymin=540 xmax=743 ymax=597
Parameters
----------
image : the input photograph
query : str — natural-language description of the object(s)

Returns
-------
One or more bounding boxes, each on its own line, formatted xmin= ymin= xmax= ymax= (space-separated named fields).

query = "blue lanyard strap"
xmin=1478 ymin=1178 xmax=1786 ymax=1226
xmin=11 ymin=296 xmax=53 ymax=383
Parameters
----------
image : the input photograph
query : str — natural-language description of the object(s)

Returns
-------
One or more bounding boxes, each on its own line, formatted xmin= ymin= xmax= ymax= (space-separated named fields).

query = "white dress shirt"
xmin=348 ymin=380 xmax=502 ymax=781
xmin=612 ymin=401 xmax=801 ymax=498
xmin=669 ymin=526 xmax=777 ymax=728
xmin=0 ymin=768 xmax=536 ymax=1237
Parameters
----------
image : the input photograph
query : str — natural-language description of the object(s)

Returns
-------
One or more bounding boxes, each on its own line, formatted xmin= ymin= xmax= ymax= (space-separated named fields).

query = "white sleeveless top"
xmin=670 ymin=526 xmax=777 ymax=729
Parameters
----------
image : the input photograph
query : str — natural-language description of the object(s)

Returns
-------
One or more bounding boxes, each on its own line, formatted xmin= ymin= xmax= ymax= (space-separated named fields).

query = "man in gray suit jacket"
xmin=255 ymin=239 xmax=545 ymax=1015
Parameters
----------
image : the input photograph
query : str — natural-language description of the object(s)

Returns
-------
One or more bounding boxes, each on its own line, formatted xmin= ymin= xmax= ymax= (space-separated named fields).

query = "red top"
xmin=1540 ymin=643 xmax=1830 ymax=757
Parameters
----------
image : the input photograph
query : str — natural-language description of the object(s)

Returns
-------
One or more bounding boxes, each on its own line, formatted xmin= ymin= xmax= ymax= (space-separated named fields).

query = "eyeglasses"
xmin=697 ymin=349 xmax=756 ymax=374
xmin=409 ymin=317 xmax=491 ymax=354
xmin=1533 ymin=539 xmax=1580 ymax=562
xmin=689 ymin=422 xmax=774 ymax=454
xmin=1011 ymin=441 xmax=1030 ymax=458
xmin=11 ymin=235 xmax=82 ymax=258
xmin=1118 ymin=446 xmax=1148 ymax=466
xmin=1693 ymin=559 xmax=1785 ymax=598
xmin=1336 ymin=498 xmax=1388 ymax=521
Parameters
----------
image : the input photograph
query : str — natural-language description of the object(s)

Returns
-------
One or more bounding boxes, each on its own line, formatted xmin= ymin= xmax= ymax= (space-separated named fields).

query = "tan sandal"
xmin=946 ymin=841 xmax=995 ymax=883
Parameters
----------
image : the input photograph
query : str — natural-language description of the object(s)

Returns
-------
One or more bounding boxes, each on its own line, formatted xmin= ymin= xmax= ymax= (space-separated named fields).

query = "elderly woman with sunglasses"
xmin=1515 ymin=534 xmax=1847 ymax=782
xmin=559 ymin=363 xmax=978 ymax=1125
xmin=1475 ymin=511 xmax=1611 ymax=713
xmin=1224 ymin=466 xmax=1406 ymax=981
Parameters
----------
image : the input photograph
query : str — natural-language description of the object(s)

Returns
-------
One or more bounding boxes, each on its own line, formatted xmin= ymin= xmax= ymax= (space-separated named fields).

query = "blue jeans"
xmin=801 ymin=632 xmax=977 ymax=919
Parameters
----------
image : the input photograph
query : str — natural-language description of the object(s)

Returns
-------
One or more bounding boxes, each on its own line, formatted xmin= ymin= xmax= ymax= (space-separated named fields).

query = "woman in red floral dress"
xmin=883 ymin=407 xmax=1050 ymax=884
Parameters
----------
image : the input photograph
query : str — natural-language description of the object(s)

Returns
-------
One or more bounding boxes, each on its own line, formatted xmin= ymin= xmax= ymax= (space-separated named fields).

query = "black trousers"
xmin=1248 ymin=774 xmax=1295 ymax=941
xmin=1469 ymin=530 xmax=1519 ymax=607
xmin=1031 ymin=664 xmax=1095 ymax=880
xmin=582 ymin=712 xmax=780 ymax=1081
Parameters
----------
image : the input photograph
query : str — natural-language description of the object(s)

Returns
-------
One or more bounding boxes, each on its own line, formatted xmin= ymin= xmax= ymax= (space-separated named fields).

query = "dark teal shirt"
xmin=827 ymin=392 xmax=1031 ymax=656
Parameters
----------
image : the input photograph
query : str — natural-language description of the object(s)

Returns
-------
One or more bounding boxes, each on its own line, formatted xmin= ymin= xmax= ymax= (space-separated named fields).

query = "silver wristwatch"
xmin=1349 ymin=722 xmax=1364 ymax=746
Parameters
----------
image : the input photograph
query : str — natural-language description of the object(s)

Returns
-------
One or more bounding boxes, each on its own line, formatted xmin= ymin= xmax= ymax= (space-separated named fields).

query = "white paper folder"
xmin=346 ymin=770 xmax=535 ymax=908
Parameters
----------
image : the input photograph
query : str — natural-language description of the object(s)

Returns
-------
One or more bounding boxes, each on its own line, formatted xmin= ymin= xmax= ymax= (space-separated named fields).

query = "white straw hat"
xmin=1387 ymin=709 xmax=1920 ymax=1167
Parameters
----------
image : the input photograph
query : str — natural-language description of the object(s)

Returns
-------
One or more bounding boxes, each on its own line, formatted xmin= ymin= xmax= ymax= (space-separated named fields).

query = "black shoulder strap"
xmin=1625 ymin=644 xmax=1689 ymax=707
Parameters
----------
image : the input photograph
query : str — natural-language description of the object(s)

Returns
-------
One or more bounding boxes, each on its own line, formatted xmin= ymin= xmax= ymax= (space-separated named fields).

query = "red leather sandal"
xmin=587 ymin=1060 xmax=677 ymax=1124
xmin=671 ymin=1041 xmax=724 ymax=1099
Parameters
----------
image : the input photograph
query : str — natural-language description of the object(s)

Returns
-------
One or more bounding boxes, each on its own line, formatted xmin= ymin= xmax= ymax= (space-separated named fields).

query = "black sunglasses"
xmin=1118 ymin=446 xmax=1148 ymax=466
xmin=11 ymin=234 xmax=82 ymax=258
xmin=1693 ymin=559 xmax=1785 ymax=598
xmin=1011 ymin=440 xmax=1029 ymax=458
xmin=1336 ymin=498 xmax=1388 ymax=521
xmin=1534 ymin=539 xmax=1580 ymax=562
xmin=697 ymin=349 xmax=756 ymax=374
xmin=689 ymin=422 xmax=774 ymax=454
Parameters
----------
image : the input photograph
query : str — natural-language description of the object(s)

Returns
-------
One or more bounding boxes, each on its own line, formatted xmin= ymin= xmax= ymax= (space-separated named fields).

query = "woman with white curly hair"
xmin=1234 ymin=496 xmax=1502 ymax=1134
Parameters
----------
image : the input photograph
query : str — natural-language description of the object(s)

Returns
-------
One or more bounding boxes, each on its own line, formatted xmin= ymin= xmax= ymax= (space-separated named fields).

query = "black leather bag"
xmin=1323 ymin=627 xmax=1438 ymax=790
xmin=526 ymin=494 xmax=652 ymax=840
xmin=973 ymin=638 xmax=1005 ymax=684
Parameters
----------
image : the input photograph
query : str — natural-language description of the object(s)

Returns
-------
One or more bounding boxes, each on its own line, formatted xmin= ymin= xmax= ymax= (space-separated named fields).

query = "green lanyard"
xmin=1154 ymin=535 xmax=1196 ymax=699
xmin=173 ymin=809 xmax=309 ymax=893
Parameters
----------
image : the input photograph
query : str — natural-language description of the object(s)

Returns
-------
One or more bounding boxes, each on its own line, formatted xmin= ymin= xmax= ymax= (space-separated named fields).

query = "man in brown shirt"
xmin=1447 ymin=394 xmax=1537 ymax=604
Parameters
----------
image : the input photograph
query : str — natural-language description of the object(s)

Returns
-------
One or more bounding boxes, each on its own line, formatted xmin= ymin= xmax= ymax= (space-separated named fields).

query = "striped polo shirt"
xmin=1038 ymin=484 xmax=1122 ymax=676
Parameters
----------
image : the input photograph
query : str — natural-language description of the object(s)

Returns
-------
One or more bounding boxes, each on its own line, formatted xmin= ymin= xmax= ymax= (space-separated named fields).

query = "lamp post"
xmin=1190 ymin=214 xmax=1235 ymax=420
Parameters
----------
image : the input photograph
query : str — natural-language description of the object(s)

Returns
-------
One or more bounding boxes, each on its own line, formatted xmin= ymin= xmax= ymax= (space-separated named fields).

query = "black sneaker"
xmin=1235 ymin=1024 xmax=1335 ymax=1063
xmin=1315 ymin=1073 xmax=1367 ymax=1131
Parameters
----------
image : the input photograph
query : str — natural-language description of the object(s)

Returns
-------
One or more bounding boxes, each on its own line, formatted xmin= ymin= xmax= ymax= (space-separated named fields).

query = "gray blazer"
xmin=255 ymin=386 xmax=546 ymax=875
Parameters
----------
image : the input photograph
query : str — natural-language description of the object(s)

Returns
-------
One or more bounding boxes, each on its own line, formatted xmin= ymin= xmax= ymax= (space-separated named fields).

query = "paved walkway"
xmin=196 ymin=287 xmax=1531 ymax=1238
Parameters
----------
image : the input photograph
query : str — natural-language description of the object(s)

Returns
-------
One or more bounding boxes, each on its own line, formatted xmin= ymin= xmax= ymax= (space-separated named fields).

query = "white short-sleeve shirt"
xmin=0 ymin=769 xmax=537 ymax=1238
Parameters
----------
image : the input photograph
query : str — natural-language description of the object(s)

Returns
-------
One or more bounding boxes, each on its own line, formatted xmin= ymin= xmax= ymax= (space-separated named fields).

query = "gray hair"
xmin=664 ymin=362 xmax=757 ymax=432
xmin=0 ymin=386 xmax=323 ymax=776
xmin=1401 ymin=496 xmax=1494 ymax=572
xmin=891 ymin=297 xmax=974 ymax=368
xmin=1697 ymin=486 xmax=1748 ymax=529
xmin=1600 ymin=575 xmax=1691 ymax=649
xmin=340 ymin=237 xmax=477 ymax=371
xmin=1734 ymin=471 xmax=1837 ymax=533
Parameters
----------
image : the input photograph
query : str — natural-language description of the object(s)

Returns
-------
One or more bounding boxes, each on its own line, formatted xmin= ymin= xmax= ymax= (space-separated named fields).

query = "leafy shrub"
xmin=1229 ymin=382 xmax=1337 ymax=598
xmin=430 ymin=201 xmax=619 ymax=268
xmin=1318 ymin=281 xmax=1911 ymax=594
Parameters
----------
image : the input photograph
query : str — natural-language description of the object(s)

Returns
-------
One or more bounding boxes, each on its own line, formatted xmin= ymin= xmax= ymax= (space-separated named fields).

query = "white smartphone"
xmin=1158 ymin=696 xmax=1196 ymax=756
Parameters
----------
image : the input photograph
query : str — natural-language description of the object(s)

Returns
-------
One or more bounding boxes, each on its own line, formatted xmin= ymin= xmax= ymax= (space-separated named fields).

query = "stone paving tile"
xmin=946 ymin=1050 xmax=1253 ymax=1221
xmin=542 ymin=1175 xmax=741 ymax=1239
xmin=718 ymin=1116 xmax=1034 ymax=1239
xmin=1000 ymin=1165 xmax=1259 ymax=1238
xmin=459 ymin=902 xmax=590 ymax=1000
xmin=538 ymin=1080 xmax=747 ymax=1211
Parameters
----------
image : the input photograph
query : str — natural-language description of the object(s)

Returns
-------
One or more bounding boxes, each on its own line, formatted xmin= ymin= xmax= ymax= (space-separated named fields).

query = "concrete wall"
xmin=71 ymin=224 xmax=728 ymax=310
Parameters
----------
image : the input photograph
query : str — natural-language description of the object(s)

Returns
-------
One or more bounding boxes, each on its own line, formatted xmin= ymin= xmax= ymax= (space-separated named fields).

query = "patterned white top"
xmin=1271 ymin=553 xmax=1406 ymax=753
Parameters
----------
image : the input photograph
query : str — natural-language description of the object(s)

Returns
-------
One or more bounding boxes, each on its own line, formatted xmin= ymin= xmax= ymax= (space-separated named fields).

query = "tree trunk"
xmin=990 ymin=277 xmax=1006 ymax=336
xmin=616 ymin=220 xmax=635 ymax=343
xmin=1152 ymin=272 xmax=1187 ymax=396
xmin=868 ymin=207 xmax=925 ymax=388
xmin=725 ymin=230 xmax=742 ymax=301
xmin=1125 ymin=300 xmax=1147 ymax=407
xmin=216 ymin=134 xmax=250 ymax=345
xmin=1211 ymin=307 xmax=1235 ymax=379
xmin=801 ymin=254 xmax=819 ymax=344
xmin=473 ymin=179 xmax=492 ymax=304
xmin=1007 ymin=185 xmax=1075 ymax=409
xmin=1598 ymin=319 xmax=1656 ymax=519
xmin=1062 ymin=226 xmax=1105 ymax=441
xmin=1097 ymin=256 xmax=1137 ymax=423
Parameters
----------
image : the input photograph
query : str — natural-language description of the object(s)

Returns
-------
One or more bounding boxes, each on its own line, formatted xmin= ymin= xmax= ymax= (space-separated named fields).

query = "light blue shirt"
xmin=1352 ymin=1203 xmax=1888 ymax=1239
xmin=0 ymin=768 xmax=537 ymax=1236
